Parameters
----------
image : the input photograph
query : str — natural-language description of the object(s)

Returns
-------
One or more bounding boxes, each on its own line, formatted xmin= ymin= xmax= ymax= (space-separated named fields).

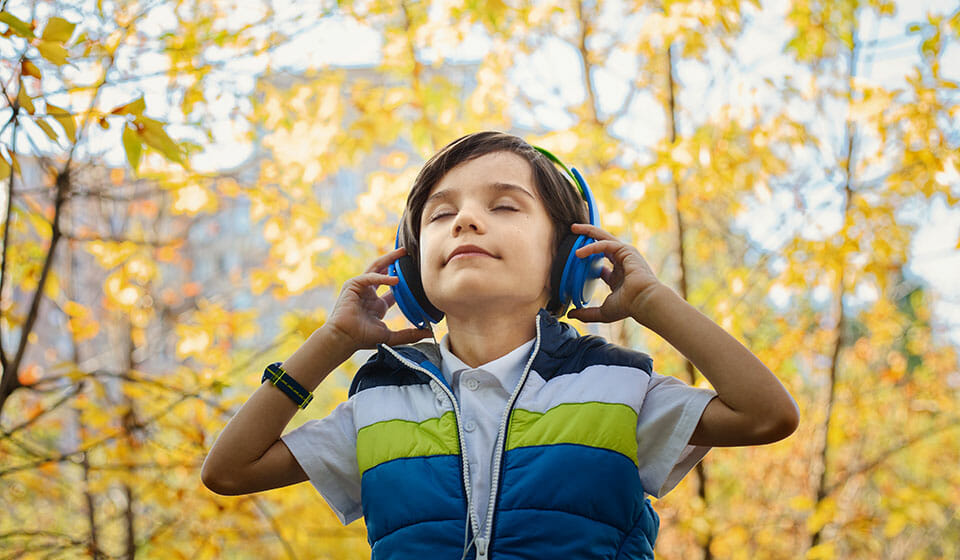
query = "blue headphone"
xmin=388 ymin=146 xmax=603 ymax=329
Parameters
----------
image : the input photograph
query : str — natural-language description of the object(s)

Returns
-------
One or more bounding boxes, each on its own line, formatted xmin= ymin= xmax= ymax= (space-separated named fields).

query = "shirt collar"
xmin=438 ymin=333 xmax=536 ymax=392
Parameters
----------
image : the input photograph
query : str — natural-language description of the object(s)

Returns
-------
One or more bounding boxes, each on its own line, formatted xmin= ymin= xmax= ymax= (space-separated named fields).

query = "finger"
xmin=574 ymin=239 xmax=624 ymax=260
xmin=387 ymin=327 xmax=434 ymax=346
xmin=365 ymin=247 xmax=408 ymax=274
xmin=352 ymin=272 xmax=400 ymax=289
xmin=571 ymin=223 xmax=619 ymax=241
xmin=566 ymin=306 xmax=606 ymax=323
xmin=599 ymin=266 xmax=613 ymax=285
xmin=380 ymin=290 xmax=396 ymax=309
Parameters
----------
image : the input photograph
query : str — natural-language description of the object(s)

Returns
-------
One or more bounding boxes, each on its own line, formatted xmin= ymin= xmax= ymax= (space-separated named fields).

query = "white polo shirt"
xmin=437 ymin=334 xmax=536 ymax=535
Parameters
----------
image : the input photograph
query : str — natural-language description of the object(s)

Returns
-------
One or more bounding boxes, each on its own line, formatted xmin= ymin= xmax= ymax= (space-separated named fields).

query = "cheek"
xmin=417 ymin=237 xmax=440 ymax=279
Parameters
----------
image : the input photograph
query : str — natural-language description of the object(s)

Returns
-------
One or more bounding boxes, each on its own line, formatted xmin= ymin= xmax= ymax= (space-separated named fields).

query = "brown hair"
xmin=398 ymin=131 xmax=588 ymax=316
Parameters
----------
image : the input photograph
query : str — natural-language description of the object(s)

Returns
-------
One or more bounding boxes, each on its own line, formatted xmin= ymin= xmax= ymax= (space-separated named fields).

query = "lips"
xmin=445 ymin=244 xmax=495 ymax=263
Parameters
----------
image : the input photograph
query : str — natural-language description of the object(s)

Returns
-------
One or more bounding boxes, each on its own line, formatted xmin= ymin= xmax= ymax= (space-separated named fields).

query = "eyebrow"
xmin=424 ymin=182 xmax=537 ymax=208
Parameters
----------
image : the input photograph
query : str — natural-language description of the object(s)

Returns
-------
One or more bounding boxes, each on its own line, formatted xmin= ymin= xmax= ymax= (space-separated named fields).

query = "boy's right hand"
xmin=324 ymin=247 xmax=433 ymax=352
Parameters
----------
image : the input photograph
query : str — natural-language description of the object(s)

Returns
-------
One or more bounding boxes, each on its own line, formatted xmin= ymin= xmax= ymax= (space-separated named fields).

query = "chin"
xmin=431 ymin=288 xmax=545 ymax=315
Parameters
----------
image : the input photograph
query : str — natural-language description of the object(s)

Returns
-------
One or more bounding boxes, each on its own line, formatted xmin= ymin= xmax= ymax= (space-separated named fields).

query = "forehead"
xmin=427 ymin=151 xmax=537 ymax=201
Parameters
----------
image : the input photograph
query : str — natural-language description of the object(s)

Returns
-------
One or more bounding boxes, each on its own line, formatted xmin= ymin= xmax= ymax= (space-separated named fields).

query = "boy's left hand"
xmin=565 ymin=223 xmax=664 ymax=324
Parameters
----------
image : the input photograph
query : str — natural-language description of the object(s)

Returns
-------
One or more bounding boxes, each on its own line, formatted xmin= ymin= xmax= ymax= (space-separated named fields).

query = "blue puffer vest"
xmin=348 ymin=309 xmax=660 ymax=559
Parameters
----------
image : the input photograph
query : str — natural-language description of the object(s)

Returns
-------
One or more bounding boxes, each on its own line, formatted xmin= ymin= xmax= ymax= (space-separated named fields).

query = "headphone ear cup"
xmin=561 ymin=235 xmax=604 ymax=309
xmin=395 ymin=255 xmax=444 ymax=325
xmin=548 ymin=233 xmax=579 ymax=313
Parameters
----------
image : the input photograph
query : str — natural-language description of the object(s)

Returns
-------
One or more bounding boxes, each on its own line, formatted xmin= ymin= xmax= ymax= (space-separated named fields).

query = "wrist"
xmin=630 ymin=282 xmax=679 ymax=328
xmin=277 ymin=326 xmax=357 ymax=392
xmin=316 ymin=323 xmax=361 ymax=360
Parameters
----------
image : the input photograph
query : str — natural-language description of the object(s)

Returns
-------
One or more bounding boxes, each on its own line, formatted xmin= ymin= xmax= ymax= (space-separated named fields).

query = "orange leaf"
xmin=18 ymin=363 xmax=41 ymax=385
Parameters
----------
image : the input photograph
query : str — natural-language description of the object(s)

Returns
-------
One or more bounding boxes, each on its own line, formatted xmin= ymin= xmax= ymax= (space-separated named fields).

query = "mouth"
xmin=446 ymin=245 xmax=496 ymax=264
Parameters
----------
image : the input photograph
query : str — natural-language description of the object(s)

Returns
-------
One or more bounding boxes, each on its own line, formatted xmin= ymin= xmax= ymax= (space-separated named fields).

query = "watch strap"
xmin=261 ymin=362 xmax=314 ymax=409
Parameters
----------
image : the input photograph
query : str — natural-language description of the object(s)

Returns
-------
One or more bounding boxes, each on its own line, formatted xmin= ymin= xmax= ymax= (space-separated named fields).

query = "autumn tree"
xmin=3 ymin=0 xmax=958 ymax=558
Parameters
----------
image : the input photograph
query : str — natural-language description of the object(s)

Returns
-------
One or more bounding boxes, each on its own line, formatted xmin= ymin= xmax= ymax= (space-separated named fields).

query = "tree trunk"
xmin=666 ymin=42 xmax=712 ymax=560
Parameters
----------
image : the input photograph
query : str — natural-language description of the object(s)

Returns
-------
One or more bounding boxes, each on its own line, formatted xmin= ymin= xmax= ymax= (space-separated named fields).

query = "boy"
xmin=201 ymin=131 xmax=800 ymax=559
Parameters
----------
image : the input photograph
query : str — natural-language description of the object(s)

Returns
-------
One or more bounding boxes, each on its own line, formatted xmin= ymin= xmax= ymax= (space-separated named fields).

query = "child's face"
xmin=418 ymin=151 xmax=555 ymax=318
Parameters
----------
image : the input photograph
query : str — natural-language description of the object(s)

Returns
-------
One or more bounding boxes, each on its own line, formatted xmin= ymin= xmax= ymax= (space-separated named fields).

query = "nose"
xmin=451 ymin=204 xmax=485 ymax=235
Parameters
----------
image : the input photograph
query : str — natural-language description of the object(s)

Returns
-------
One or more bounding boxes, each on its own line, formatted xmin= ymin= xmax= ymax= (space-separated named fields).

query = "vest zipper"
xmin=379 ymin=345 xmax=482 ymax=549
xmin=476 ymin=537 xmax=489 ymax=558
xmin=477 ymin=315 xmax=543 ymax=559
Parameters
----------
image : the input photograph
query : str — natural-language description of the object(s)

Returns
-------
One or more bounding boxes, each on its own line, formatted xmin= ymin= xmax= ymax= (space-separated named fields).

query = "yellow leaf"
xmin=806 ymin=542 xmax=836 ymax=560
xmin=64 ymin=300 xmax=89 ymax=318
xmin=41 ymin=16 xmax=76 ymax=43
xmin=136 ymin=117 xmax=183 ymax=163
xmin=789 ymin=495 xmax=814 ymax=511
xmin=122 ymin=123 xmax=142 ymax=172
xmin=87 ymin=240 xmax=139 ymax=269
xmin=36 ymin=40 xmax=69 ymax=66
xmin=884 ymin=511 xmax=908 ymax=538
xmin=35 ymin=117 xmax=59 ymax=142
xmin=111 ymin=96 xmax=146 ymax=116
xmin=54 ymin=114 xmax=76 ymax=143
xmin=806 ymin=496 xmax=837 ymax=534
xmin=0 ymin=11 xmax=34 ymax=39
xmin=0 ymin=156 xmax=9 ymax=181
xmin=68 ymin=315 xmax=100 ymax=342
xmin=21 ymin=58 xmax=41 ymax=79
xmin=43 ymin=272 xmax=60 ymax=300
xmin=17 ymin=84 xmax=35 ymax=114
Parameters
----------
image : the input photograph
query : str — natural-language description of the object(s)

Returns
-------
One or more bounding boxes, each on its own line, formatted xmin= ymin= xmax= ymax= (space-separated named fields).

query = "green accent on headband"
xmin=534 ymin=145 xmax=585 ymax=198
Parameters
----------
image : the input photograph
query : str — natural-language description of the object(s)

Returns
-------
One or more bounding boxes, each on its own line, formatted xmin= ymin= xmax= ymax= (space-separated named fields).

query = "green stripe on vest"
xmin=506 ymin=402 xmax=639 ymax=466
xmin=356 ymin=411 xmax=460 ymax=475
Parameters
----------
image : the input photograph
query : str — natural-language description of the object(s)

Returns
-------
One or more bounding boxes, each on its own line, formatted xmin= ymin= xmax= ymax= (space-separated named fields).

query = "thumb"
xmin=386 ymin=327 xmax=434 ymax=346
xmin=566 ymin=306 xmax=604 ymax=323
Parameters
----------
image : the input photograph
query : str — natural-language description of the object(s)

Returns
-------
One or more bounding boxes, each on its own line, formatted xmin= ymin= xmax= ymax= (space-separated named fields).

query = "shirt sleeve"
xmin=635 ymin=370 xmax=717 ymax=498
xmin=280 ymin=398 xmax=362 ymax=525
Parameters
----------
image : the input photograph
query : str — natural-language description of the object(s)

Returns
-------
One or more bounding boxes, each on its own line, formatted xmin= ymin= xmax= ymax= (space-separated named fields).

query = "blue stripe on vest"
xmin=361 ymin=454 xmax=467 ymax=546
xmin=493 ymin=444 xmax=658 ymax=559
xmin=371 ymin=518 xmax=468 ymax=560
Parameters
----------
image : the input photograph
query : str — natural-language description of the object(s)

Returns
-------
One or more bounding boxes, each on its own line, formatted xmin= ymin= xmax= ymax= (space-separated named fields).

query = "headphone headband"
xmin=533 ymin=146 xmax=584 ymax=198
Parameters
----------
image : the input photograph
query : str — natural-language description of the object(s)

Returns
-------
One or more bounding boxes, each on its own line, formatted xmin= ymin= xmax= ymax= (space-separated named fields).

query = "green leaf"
xmin=0 ymin=11 xmax=35 ymax=39
xmin=111 ymin=96 xmax=146 ymax=116
xmin=35 ymin=118 xmax=60 ymax=142
xmin=122 ymin=123 xmax=143 ymax=172
xmin=41 ymin=16 xmax=75 ymax=43
xmin=136 ymin=117 xmax=183 ymax=164
xmin=36 ymin=40 xmax=69 ymax=66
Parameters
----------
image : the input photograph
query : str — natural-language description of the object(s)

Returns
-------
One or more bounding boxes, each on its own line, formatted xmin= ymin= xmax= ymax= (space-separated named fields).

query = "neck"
xmin=443 ymin=304 xmax=541 ymax=368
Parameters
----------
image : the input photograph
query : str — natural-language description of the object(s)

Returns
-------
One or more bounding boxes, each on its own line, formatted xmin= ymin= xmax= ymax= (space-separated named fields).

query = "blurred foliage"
xmin=1 ymin=0 xmax=958 ymax=558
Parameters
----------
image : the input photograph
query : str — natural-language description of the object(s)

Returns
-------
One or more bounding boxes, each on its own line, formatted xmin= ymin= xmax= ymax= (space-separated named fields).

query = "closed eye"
xmin=428 ymin=212 xmax=453 ymax=222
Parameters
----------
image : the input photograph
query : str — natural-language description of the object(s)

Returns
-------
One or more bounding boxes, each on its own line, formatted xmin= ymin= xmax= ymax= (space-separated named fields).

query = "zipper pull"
xmin=476 ymin=537 xmax=488 ymax=559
